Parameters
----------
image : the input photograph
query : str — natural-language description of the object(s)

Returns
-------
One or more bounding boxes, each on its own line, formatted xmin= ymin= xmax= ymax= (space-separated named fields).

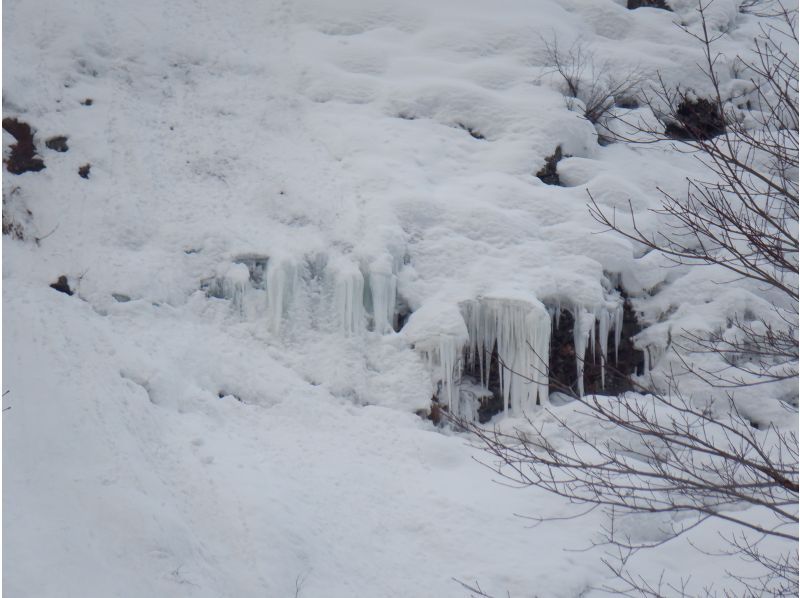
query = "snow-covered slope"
xmin=3 ymin=0 xmax=792 ymax=595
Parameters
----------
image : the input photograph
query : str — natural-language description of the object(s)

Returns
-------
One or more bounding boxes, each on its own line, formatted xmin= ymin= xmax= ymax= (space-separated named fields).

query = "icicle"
xmin=330 ymin=258 xmax=365 ymax=335
xmin=402 ymin=302 xmax=470 ymax=418
xmin=267 ymin=258 xmax=297 ymax=335
xmin=221 ymin=263 xmax=250 ymax=317
xmin=598 ymin=308 xmax=610 ymax=389
xmin=573 ymin=307 xmax=595 ymax=397
xmin=461 ymin=297 xmax=550 ymax=414
xmin=614 ymin=304 xmax=623 ymax=364
xmin=368 ymin=256 xmax=397 ymax=335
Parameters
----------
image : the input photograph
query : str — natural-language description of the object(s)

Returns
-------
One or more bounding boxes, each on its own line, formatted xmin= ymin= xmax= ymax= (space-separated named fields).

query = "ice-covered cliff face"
xmin=4 ymin=0 xmax=787 ymax=595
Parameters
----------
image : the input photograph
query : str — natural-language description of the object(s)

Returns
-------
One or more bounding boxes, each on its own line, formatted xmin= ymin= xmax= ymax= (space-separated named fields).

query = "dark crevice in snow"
xmin=536 ymin=145 xmax=569 ymax=186
xmin=627 ymin=0 xmax=672 ymax=10
xmin=3 ymin=118 xmax=46 ymax=174
xmin=455 ymin=122 xmax=486 ymax=140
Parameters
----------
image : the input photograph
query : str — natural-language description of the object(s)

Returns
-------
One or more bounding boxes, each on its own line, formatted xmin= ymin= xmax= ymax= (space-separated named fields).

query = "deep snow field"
xmin=3 ymin=0 xmax=796 ymax=596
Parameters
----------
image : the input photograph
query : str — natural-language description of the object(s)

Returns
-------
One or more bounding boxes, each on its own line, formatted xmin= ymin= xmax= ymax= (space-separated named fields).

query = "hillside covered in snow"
xmin=3 ymin=0 xmax=797 ymax=596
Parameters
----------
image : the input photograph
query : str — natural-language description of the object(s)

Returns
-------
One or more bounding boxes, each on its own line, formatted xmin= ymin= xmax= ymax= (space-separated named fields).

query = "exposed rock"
xmin=78 ymin=163 xmax=91 ymax=179
xmin=45 ymin=136 xmax=69 ymax=152
xmin=3 ymin=118 xmax=46 ymax=174
xmin=50 ymin=275 xmax=73 ymax=296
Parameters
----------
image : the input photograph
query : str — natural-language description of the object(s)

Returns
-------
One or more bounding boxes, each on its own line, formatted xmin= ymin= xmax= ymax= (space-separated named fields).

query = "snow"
xmin=3 ymin=0 xmax=796 ymax=594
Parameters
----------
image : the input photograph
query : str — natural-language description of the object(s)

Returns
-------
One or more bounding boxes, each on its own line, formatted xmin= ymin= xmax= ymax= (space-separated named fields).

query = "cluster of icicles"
xmin=205 ymin=254 xmax=626 ymax=421
xmin=416 ymin=300 xmax=625 ymax=419
xmin=203 ymin=253 xmax=401 ymax=335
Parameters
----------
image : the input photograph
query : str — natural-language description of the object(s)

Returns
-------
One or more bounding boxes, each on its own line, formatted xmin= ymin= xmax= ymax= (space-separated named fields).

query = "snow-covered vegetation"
xmin=3 ymin=0 xmax=797 ymax=595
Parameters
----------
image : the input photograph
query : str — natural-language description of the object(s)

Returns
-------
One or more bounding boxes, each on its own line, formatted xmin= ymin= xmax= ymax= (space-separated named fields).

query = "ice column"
xmin=369 ymin=256 xmax=397 ymax=334
xmin=573 ymin=307 xmax=595 ymax=397
xmin=330 ymin=258 xmax=365 ymax=335
xmin=267 ymin=258 xmax=297 ymax=335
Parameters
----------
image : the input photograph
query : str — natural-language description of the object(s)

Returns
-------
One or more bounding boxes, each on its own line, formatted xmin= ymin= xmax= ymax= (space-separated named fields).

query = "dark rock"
xmin=78 ymin=163 xmax=91 ymax=179
xmin=2 ymin=118 xmax=46 ymax=175
xmin=50 ymin=275 xmax=73 ymax=296
xmin=417 ymin=397 xmax=446 ymax=426
xmin=80 ymin=98 xmax=93 ymax=106
xmin=45 ymin=136 xmax=69 ymax=152
xmin=627 ymin=0 xmax=672 ymax=9
xmin=536 ymin=145 xmax=568 ymax=186
xmin=112 ymin=293 xmax=131 ymax=303
xmin=664 ymin=96 xmax=726 ymax=140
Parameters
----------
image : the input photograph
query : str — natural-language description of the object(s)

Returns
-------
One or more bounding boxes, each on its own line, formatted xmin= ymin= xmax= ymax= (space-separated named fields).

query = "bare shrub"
xmin=541 ymin=36 xmax=647 ymax=129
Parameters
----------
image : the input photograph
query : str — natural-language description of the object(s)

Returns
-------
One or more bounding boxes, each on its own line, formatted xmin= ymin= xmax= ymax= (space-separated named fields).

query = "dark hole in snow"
xmin=393 ymin=296 xmax=412 ymax=332
xmin=45 ymin=136 xmax=69 ymax=152
xmin=2 ymin=118 xmax=46 ymax=174
xmin=397 ymin=112 xmax=417 ymax=120
xmin=112 ymin=293 xmax=131 ymax=303
xmin=78 ymin=163 xmax=91 ymax=179
xmin=536 ymin=145 xmax=569 ymax=186
xmin=50 ymin=275 xmax=73 ymax=296
xmin=627 ymin=0 xmax=672 ymax=9
xmin=81 ymin=98 xmax=93 ymax=106
xmin=456 ymin=122 xmax=485 ymax=140
xmin=664 ymin=96 xmax=726 ymax=141
xmin=616 ymin=97 xmax=640 ymax=109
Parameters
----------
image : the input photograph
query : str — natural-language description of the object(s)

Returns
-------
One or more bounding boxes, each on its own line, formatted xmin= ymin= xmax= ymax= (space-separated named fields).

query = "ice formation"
xmin=401 ymin=301 xmax=470 ymax=413
xmin=267 ymin=258 xmax=298 ymax=334
xmin=559 ymin=302 xmax=625 ymax=396
xmin=328 ymin=256 xmax=365 ymax=336
xmin=367 ymin=256 xmax=398 ymax=334
xmin=461 ymin=297 xmax=551 ymax=414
